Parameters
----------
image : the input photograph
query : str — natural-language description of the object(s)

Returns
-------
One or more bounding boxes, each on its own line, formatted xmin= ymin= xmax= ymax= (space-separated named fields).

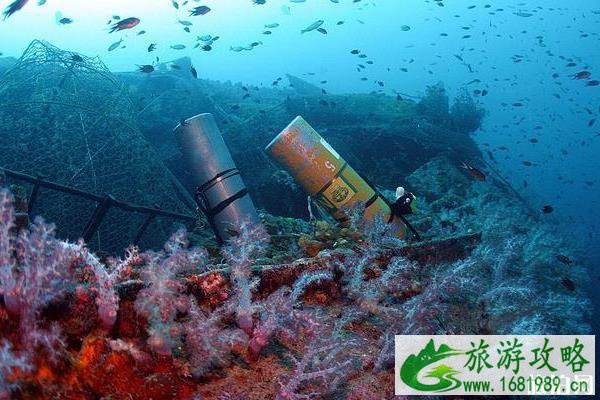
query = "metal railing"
xmin=1 ymin=167 xmax=197 ymax=246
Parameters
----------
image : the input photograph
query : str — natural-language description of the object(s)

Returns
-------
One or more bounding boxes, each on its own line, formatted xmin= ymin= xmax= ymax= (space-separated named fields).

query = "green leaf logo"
xmin=400 ymin=339 xmax=464 ymax=392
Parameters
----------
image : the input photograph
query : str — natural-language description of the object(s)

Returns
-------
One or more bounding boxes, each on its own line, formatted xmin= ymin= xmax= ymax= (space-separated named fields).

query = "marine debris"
xmin=0 ymin=42 xmax=592 ymax=399
xmin=0 ymin=152 xmax=591 ymax=398
xmin=0 ymin=41 xmax=193 ymax=253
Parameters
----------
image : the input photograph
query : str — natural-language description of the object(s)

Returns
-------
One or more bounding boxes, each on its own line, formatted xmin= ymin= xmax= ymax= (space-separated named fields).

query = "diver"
xmin=391 ymin=186 xmax=417 ymax=217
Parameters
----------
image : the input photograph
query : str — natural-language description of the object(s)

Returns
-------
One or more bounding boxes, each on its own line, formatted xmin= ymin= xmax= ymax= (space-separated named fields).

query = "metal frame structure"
xmin=1 ymin=167 xmax=196 ymax=246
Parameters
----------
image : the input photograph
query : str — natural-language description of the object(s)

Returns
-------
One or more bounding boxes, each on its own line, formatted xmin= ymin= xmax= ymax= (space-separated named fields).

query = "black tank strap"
xmin=195 ymin=169 xmax=245 ymax=245
xmin=197 ymin=168 xmax=240 ymax=193
xmin=364 ymin=193 xmax=379 ymax=209
xmin=206 ymin=188 xmax=249 ymax=217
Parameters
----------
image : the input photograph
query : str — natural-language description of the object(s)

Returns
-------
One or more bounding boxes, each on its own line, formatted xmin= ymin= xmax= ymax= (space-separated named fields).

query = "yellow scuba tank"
xmin=265 ymin=116 xmax=408 ymax=238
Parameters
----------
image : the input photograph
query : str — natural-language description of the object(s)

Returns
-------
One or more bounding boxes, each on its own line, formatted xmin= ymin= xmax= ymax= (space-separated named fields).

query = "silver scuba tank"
xmin=174 ymin=113 xmax=260 ymax=243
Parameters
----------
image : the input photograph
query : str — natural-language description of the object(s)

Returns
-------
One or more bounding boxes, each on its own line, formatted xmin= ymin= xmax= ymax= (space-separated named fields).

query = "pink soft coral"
xmin=0 ymin=340 xmax=31 ymax=400
xmin=0 ymin=190 xmax=75 ymax=360
xmin=0 ymin=189 xmax=121 ymax=358
xmin=221 ymin=222 xmax=269 ymax=334
xmin=134 ymin=229 xmax=207 ymax=355
xmin=184 ymin=299 xmax=247 ymax=377
xmin=277 ymin=335 xmax=358 ymax=400
xmin=249 ymin=271 xmax=331 ymax=357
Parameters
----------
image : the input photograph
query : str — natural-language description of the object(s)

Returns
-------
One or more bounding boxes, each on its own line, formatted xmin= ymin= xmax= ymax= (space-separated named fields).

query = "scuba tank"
xmin=175 ymin=113 xmax=260 ymax=244
xmin=265 ymin=116 xmax=410 ymax=239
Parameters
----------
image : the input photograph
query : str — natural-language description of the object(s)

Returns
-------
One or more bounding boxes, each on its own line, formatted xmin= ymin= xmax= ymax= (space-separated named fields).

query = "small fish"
xmin=317 ymin=27 xmax=327 ymax=34
xmin=560 ymin=277 xmax=575 ymax=291
xmin=556 ymin=254 xmax=573 ymax=265
xmin=58 ymin=17 xmax=73 ymax=24
xmin=190 ymin=5 xmax=211 ymax=16
xmin=301 ymin=19 xmax=324 ymax=34
xmin=3 ymin=0 xmax=28 ymax=20
xmin=71 ymin=54 xmax=84 ymax=62
xmin=401 ymin=25 xmax=411 ymax=31
xmin=460 ymin=162 xmax=486 ymax=181
xmin=178 ymin=20 xmax=193 ymax=26
xmin=147 ymin=43 xmax=157 ymax=52
xmin=586 ymin=80 xmax=599 ymax=87
xmin=137 ymin=30 xmax=146 ymax=36
xmin=190 ymin=65 xmax=198 ymax=79
xmin=265 ymin=23 xmax=279 ymax=28
xmin=108 ymin=39 xmax=123 ymax=52
xmin=170 ymin=44 xmax=186 ymax=50
xmin=109 ymin=17 xmax=140 ymax=33
xmin=571 ymin=71 xmax=591 ymax=80
xmin=541 ymin=205 xmax=554 ymax=214
xmin=137 ymin=64 xmax=155 ymax=73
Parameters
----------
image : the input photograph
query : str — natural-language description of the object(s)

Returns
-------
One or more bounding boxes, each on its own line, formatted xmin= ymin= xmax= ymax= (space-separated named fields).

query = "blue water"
xmin=1 ymin=0 xmax=598 ymax=326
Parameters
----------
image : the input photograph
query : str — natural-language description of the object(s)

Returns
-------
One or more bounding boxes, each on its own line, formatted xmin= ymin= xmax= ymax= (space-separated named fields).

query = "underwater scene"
xmin=0 ymin=0 xmax=598 ymax=399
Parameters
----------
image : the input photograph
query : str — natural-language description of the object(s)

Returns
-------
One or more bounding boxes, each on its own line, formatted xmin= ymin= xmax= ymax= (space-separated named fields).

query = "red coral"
xmin=187 ymin=272 xmax=230 ymax=307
